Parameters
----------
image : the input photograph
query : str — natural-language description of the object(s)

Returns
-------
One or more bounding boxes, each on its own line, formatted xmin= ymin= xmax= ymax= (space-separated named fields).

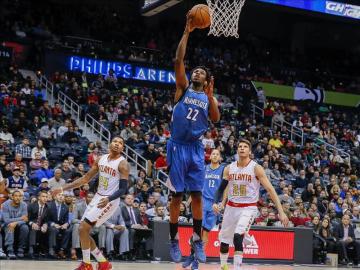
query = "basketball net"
xmin=206 ymin=0 xmax=246 ymax=38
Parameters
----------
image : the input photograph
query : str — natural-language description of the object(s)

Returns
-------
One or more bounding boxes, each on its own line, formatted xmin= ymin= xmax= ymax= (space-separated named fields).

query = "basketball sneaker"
xmin=74 ymin=262 xmax=93 ymax=270
xmin=97 ymin=261 xmax=112 ymax=270
xmin=191 ymin=239 xmax=206 ymax=263
xmin=191 ymin=259 xmax=199 ymax=270
xmin=170 ymin=239 xmax=182 ymax=262
xmin=221 ymin=265 xmax=229 ymax=270
xmin=182 ymin=254 xmax=194 ymax=268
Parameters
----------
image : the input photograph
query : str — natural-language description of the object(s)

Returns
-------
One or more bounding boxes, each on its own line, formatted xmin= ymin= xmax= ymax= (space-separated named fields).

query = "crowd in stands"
xmin=1 ymin=61 xmax=358 ymax=264
xmin=1 ymin=0 xmax=360 ymax=95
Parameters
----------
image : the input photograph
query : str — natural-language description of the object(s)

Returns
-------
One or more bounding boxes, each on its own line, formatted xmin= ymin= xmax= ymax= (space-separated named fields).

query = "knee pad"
xmin=220 ymin=242 xmax=229 ymax=254
xmin=171 ymin=191 xmax=183 ymax=198
xmin=233 ymin=233 xmax=244 ymax=252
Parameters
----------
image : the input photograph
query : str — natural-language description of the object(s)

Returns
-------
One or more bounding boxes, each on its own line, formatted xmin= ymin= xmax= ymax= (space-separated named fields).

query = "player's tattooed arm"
xmin=174 ymin=13 xmax=193 ymax=102
xmin=213 ymin=165 xmax=229 ymax=214
xmin=255 ymin=164 xmax=289 ymax=226
xmin=51 ymin=157 xmax=100 ymax=197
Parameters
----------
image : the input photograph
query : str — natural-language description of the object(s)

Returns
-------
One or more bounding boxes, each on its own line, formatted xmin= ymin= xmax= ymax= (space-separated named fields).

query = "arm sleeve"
xmin=108 ymin=180 xmax=128 ymax=201
xmin=214 ymin=179 xmax=229 ymax=203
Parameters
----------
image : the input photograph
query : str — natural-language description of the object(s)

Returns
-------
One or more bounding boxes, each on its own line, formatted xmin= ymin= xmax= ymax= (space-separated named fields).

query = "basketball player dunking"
xmin=51 ymin=137 xmax=129 ymax=270
xmin=167 ymin=14 xmax=220 ymax=263
xmin=213 ymin=139 xmax=289 ymax=270
xmin=183 ymin=149 xmax=225 ymax=270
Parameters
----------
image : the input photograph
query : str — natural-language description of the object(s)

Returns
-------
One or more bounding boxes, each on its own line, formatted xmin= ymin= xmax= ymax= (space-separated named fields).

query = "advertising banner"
xmin=253 ymin=81 xmax=360 ymax=107
xmin=178 ymin=227 xmax=295 ymax=260
xmin=257 ymin=0 xmax=360 ymax=20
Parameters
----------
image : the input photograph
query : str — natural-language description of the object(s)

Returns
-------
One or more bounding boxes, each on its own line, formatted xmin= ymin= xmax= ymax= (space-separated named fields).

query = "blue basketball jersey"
xmin=202 ymin=164 xmax=225 ymax=202
xmin=7 ymin=176 xmax=26 ymax=189
xmin=170 ymin=87 xmax=209 ymax=143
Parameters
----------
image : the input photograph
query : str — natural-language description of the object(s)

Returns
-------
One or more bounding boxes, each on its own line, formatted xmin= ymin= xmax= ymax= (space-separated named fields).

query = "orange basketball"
xmin=189 ymin=4 xmax=211 ymax=29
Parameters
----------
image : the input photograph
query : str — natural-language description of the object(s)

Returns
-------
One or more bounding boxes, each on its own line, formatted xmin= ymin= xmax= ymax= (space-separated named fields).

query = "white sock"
xmin=91 ymin=247 xmax=107 ymax=262
xmin=220 ymin=253 xmax=229 ymax=267
xmin=234 ymin=253 xmax=243 ymax=269
xmin=82 ymin=249 xmax=91 ymax=264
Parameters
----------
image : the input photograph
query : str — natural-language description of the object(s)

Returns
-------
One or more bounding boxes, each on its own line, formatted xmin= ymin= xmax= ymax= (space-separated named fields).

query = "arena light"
xmin=141 ymin=0 xmax=184 ymax=16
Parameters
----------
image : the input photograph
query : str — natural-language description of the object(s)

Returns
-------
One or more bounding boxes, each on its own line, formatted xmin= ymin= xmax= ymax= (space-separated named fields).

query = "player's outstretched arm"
xmin=205 ymin=77 xmax=220 ymax=122
xmin=51 ymin=157 xmax=100 ymax=197
xmin=98 ymin=159 xmax=130 ymax=208
xmin=255 ymin=164 xmax=289 ymax=226
xmin=174 ymin=14 xmax=193 ymax=102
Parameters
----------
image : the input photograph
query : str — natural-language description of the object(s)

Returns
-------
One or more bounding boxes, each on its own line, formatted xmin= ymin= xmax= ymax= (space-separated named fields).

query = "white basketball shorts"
xmin=82 ymin=193 xmax=120 ymax=227
xmin=219 ymin=204 xmax=258 ymax=245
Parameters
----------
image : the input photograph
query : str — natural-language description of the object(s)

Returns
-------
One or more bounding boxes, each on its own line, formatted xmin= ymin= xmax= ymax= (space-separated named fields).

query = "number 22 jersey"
xmin=170 ymin=87 xmax=209 ymax=143
xmin=227 ymin=160 xmax=260 ymax=204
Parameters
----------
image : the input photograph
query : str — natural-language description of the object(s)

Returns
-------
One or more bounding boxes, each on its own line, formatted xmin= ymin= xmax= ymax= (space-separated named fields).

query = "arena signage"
xmin=257 ymin=0 xmax=360 ymax=20
xmin=178 ymin=227 xmax=295 ymax=259
xmin=254 ymin=81 xmax=360 ymax=107
xmin=69 ymin=56 xmax=176 ymax=84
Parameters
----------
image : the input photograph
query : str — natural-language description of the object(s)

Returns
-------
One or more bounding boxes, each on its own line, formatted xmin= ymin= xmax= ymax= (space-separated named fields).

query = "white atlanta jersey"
xmin=97 ymin=154 xmax=125 ymax=196
xmin=227 ymin=160 xmax=260 ymax=204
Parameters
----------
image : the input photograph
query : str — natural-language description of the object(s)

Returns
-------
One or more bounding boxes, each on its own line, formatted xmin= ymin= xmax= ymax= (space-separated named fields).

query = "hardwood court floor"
xmin=0 ymin=260 xmax=344 ymax=270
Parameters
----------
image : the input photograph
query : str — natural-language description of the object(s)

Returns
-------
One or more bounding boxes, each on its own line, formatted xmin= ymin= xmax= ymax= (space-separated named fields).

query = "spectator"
xmin=152 ymin=203 xmax=168 ymax=221
xmin=154 ymin=148 xmax=167 ymax=171
xmin=47 ymin=193 xmax=71 ymax=259
xmin=71 ymin=192 xmax=106 ymax=260
xmin=121 ymin=194 xmax=143 ymax=260
xmin=0 ymin=126 xmax=14 ymax=144
xmin=62 ymin=125 xmax=79 ymax=144
xmin=269 ymin=133 xmax=283 ymax=149
xmin=15 ymin=137 xmax=32 ymax=160
xmin=295 ymin=169 xmax=309 ymax=189
xmin=34 ymin=159 xmax=54 ymax=186
xmin=39 ymin=120 xmax=57 ymax=147
xmin=10 ymin=153 xmax=27 ymax=173
xmin=104 ymin=206 xmax=129 ymax=260
xmin=31 ymin=139 xmax=47 ymax=159
xmin=255 ymin=207 xmax=269 ymax=225
xmin=60 ymin=160 xmax=74 ymax=182
xmin=57 ymin=119 xmax=71 ymax=138
xmin=36 ymin=178 xmax=51 ymax=195
xmin=120 ymin=123 xmax=135 ymax=141
xmin=88 ymin=148 xmax=99 ymax=167
xmin=334 ymin=214 xmax=360 ymax=265
xmin=2 ymin=190 xmax=29 ymax=258
xmin=48 ymin=169 xmax=66 ymax=189
xmin=6 ymin=166 xmax=28 ymax=194
xmin=318 ymin=218 xmax=337 ymax=255
xmin=202 ymin=131 xmax=215 ymax=149
xmin=28 ymin=190 xmax=49 ymax=258
xmin=138 ymin=202 xmax=149 ymax=226
xmin=30 ymin=152 xmax=43 ymax=171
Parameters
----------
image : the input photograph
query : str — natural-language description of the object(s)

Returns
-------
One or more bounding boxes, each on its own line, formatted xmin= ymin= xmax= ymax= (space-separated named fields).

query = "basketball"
xmin=189 ymin=4 xmax=211 ymax=29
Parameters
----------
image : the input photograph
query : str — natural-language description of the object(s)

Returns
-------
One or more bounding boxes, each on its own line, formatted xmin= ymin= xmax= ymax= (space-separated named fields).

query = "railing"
xmin=58 ymin=91 xmax=81 ymax=123
xmin=313 ymin=138 xmax=351 ymax=166
xmin=251 ymin=103 xmax=264 ymax=119
xmin=84 ymin=114 xmax=111 ymax=146
xmin=156 ymin=170 xmax=170 ymax=196
xmin=272 ymin=119 xmax=304 ymax=146
xmin=38 ymin=75 xmax=55 ymax=106
xmin=122 ymin=144 xmax=148 ymax=172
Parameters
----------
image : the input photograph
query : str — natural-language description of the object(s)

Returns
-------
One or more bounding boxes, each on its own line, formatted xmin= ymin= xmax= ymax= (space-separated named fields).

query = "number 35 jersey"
xmin=170 ymin=87 xmax=209 ymax=143
xmin=227 ymin=160 xmax=260 ymax=204
xmin=97 ymin=154 xmax=125 ymax=196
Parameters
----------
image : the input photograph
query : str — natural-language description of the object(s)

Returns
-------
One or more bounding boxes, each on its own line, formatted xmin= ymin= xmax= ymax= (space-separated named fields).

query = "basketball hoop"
xmin=206 ymin=0 xmax=246 ymax=38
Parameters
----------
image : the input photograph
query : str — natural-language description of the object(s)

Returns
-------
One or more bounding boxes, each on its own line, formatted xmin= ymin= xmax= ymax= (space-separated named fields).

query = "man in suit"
xmin=121 ymin=194 xmax=151 ymax=260
xmin=47 ymin=192 xmax=72 ymax=258
xmin=104 ymin=206 xmax=129 ymax=260
xmin=71 ymin=192 xmax=106 ymax=260
xmin=28 ymin=190 xmax=49 ymax=258
xmin=334 ymin=214 xmax=360 ymax=265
